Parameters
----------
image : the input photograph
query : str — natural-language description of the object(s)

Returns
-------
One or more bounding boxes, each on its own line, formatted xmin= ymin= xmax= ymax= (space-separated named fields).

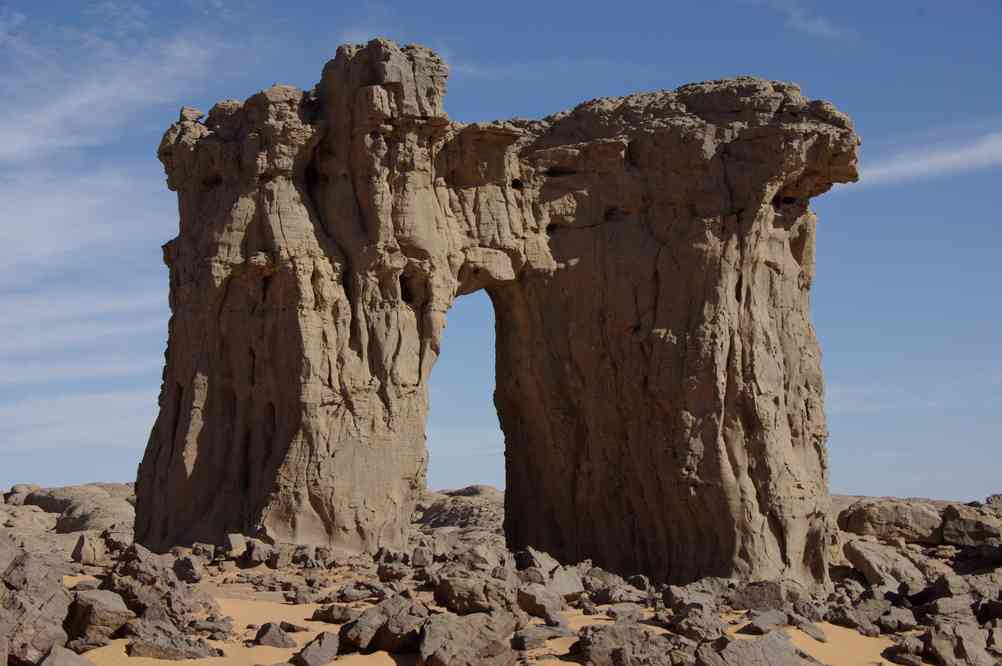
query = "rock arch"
xmin=135 ymin=39 xmax=859 ymax=586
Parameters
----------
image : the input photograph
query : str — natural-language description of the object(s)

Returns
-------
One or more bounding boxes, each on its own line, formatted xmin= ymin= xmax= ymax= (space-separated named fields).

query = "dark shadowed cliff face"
xmin=135 ymin=37 xmax=859 ymax=586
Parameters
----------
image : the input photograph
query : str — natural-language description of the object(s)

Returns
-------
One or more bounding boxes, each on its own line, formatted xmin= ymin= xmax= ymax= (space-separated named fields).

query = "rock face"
xmin=135 ymin=38 xmax=859 ymax=586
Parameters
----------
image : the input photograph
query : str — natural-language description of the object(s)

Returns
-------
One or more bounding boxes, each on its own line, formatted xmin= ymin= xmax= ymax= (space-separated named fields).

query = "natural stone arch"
xmin=135 ymin=39 xmax=859 ymax=586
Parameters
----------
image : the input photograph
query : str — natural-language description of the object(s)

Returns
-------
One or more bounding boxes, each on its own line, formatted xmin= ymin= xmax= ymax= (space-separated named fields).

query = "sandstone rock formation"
xmin=135 ymin=38 xmax=859 ymax=586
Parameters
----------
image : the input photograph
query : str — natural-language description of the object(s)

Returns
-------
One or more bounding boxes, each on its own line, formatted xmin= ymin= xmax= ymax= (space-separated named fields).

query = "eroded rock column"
xmin=136 ymin=39 xmax=859 ymax=586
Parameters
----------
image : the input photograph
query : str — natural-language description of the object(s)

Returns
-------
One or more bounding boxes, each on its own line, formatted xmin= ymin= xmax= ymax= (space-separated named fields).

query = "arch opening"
xmin=426 ymin=289 xmax=505 ymax=491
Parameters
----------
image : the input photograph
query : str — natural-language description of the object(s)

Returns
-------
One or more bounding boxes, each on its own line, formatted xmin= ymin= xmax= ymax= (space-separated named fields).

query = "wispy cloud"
xmin=861 ymin=131 xmax=1002 ymax=186
xmin=0 ymin=8 xmax=25 ymax=46
xmin=0 ymin=358 xmax=162 ymax=388
xmin=760 ymin=0 xmax=851 ymax=41
xmin=0 ymin=5 xmax=255 ymax=456
xmin=0 ymin=165 xmax=175 ymax=279
xmin=827 ymin=383 xmax=947 ymax=415
xmin=336 ymin=1 xmax=397 ymax=45
xmin=828 ymin=372 xmax=1002 ymax=415
xmin=0 ymin=390 xmax=158 ymax=451
xmin=0 ymin=21 xmax=217 ymax=164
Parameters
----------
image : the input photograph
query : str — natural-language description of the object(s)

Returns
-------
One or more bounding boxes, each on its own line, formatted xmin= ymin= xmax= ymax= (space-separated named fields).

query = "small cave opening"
xmin=341 ymin=270 xmax=352 ymax=298
xmin=261 ymin=275 xmax=273 ymax=303
xmin=604 ymin=206 xmax=627 ymax=222
xmin=546 ymin=224 xmax=558 ymax=237
xmin=426 ymin=290 xmax=505 ymax=491
xmin=544 ymin=166 xmax=578 ymax=177
xmin=510 ymin=178 xmax=525 ymax=190
xmin=399 ymin=273 xmax=417 ymax=306
xmin=201 ymin=174 xmax=223 ymax=189
xmin=771 ymin=194 xmax=799 ymax=211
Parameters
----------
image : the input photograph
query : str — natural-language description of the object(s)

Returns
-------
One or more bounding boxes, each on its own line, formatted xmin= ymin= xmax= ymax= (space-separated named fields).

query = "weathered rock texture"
xmin=136 ymin=38 xmax=859 ymax=586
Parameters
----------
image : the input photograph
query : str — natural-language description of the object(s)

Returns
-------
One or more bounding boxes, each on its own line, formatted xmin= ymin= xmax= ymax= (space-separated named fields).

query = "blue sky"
xmin=1 ymin=1 xmax=999 ymax=500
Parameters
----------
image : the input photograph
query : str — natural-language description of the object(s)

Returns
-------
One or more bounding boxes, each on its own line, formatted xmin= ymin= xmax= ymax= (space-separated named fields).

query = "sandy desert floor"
xmin=66 ymin=569 xmax=928 ymax=666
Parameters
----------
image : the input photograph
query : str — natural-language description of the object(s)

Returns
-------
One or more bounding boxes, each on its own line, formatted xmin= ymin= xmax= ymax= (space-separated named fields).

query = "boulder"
xmin=54 ymin=498 xmax=134 ymax=534
xmin=941 ymin=505 xmax=1002 ymax=549
xmin=418 ymin=611 xmax=518 ymax=666
xmin=1 ymin=544 xmax=73 ymax=665
xmin=844 ymin=538 xmax=927 ymax=594
xmin=695 ymin=632 xmax=822 ymax=665
xmin=341 ymin=594 xmax=429 ymax=653
xmin=739 ymin=609 xmax=788 ymax=635
xmin=39 ymin=646 xmax=95 ymax=666
xmin=670 ymin=603 xmax=727 ymax=642
xmin=728 ymin=579 xmax=805 ymax=611
xmin=71 ymin=534 xmax=106 ymax=566
xmin=516 ymin=583 xmax=564 ymax=626
xmin=311 ymin=603 xmax=360 ymax=624
xmin=877 ymin=607 xmax=918 ymax=633
xmin=65 ymin=589 xmax=135 ymax=649
xmin=511 ymin=625 xmax=574 ymax=650
xmin=5 ymin=484 xmax=41 ymax=506
xmin=124 ymin=619 xmax=223 ymax=659
xmin=172 ymin=555 xmax=203 ymax=583
xmin=838 ymin=498 xmax=944 ymax=544
xmin=101 ymin=544 xmax=218 ymax=626
xmin=434 ymin=576 xmax=515 ymax=616
xmin=923 ymin=620 xmax=994 ymax=666
xmin=254 ymin=622 xmax=297 ymax=648
xmin=575 ymin=623 xmax=682 ymax=666
xmin=292 ymin=632 xmax=339 ymax=666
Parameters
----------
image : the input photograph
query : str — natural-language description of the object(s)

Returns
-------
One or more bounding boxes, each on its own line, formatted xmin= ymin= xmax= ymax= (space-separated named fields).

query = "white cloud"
xmin=861 ymin=132 xmax=1002 ymax=186
xmin=0 ymin=165 xmax=175 ymax=279
xmin=0 ymin=317 xmax=165 ymax=358
xmin=0 ymin=358 xmax=161 ymax=388
xmin=761 ymin=0 xmax=850 ymax=41
xmin=826 ymin=383 xmax=946 ymax=415
xmin=0 ymin=27 xmax=216 ymax=164
xmin=336 ymin=1 xmax=397 ymax=45
xmin=0 ymin=6 xmax=233 ymax=454
xmin=0 ymin=8 xmax=25 ymax=46
xmin=0 ymin=390 xmax=158 ymax=450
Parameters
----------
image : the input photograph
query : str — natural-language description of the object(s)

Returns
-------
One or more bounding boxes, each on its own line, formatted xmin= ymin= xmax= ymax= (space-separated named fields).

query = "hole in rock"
xmin=772 ymin=194 xmax=799 ymax=211
xmin=546 ymin=224 xmax=558 ymax=237
xmin=604 ymin=206 xmax=626 ymax=222
xmin=399 ymin=273 xmax=416 ymax=305
xmin=261 ymin=275 xmax=272 ymax=302
xmin=426 ymin=290 xmax=505 ymax=491
xmin=544 ymin=166 xmax=577 ymax=177
xmin=510 ymin=178 xmax=524 ymax=190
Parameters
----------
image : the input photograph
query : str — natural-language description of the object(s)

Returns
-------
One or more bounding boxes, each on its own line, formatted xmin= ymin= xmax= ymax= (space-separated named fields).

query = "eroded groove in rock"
xmin=135 ymin=38 xmax=859 ymax=586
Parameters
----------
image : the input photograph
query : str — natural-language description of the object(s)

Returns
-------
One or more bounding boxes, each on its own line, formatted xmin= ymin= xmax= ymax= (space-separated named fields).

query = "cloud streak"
xmin=760 ymin=0 xmax=850 ymax=41
xmin=861 ymin=132 xmax=1002 ymax=186
xmin=0 ymin=390 xmax=158 ymax=451
xmin=0 ymin=5 xmax=239 ymax=458
xmin=827 ymin=383 xmax=947 ymax=415
xmin=0 ymin=26 xmax=217 ymax=164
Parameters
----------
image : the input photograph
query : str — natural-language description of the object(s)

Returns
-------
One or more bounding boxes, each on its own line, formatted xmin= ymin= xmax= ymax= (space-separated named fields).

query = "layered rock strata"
xmin=135 ymin=38 xmax=859 ymax=586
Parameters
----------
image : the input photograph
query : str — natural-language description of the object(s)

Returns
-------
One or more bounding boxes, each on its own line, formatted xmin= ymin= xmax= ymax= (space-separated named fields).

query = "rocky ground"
xmin=2 ymin=484 xmax=1001 ymax=666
